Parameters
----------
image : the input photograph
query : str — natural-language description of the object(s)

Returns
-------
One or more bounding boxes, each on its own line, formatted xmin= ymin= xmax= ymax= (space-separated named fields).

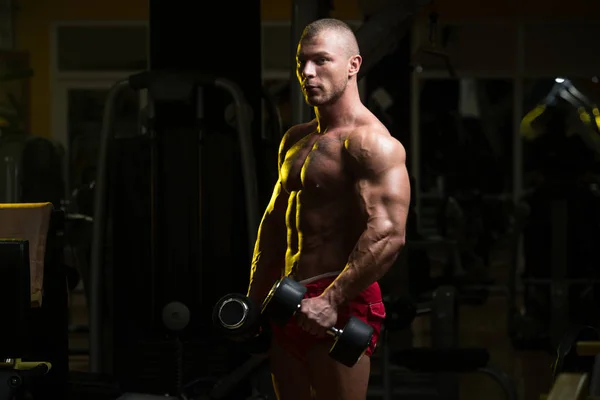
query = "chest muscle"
xmin=281 ymin=134 xmax=347 ymax=194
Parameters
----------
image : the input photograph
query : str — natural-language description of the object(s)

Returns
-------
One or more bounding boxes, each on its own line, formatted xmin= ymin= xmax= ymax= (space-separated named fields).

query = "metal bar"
xmin=512 ymin=20 xmax=524 ymax=204
xmin=589 ymin=355 xmax=600 ymax=395
xmin=509 ymin=23 xmax=526 ymax=329
xmin=551 ymin=199 xmax=569 ymax=346
xmin=523 ymin=278 xmax=600 ymax=285
xmin=214 ymin=78 xmax=261 ymax=255
xmin=432 ymin=286 xmax=459 ymax=400
xmin=90 ymin=79 xmax=131 ymax=373
xmin=196 ymin=86 xmax=204 ymax=310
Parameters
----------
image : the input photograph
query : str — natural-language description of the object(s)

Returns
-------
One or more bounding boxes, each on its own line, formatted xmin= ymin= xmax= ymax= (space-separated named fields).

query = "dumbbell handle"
xmin=294 ymin=304 xmax=342 ymax=337
xmin=327 ymin=327 xmax=341 ymax=337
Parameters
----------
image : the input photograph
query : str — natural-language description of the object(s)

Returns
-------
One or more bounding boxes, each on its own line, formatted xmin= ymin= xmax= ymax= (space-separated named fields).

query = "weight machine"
xmin=370 ymin=287 xmax=518 ymax=400
xmin=510 ymin=79 xmax=600 ymax=350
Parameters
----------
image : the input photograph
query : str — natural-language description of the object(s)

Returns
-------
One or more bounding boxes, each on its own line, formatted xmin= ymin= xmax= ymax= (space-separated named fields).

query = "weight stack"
xmin=109 ymin=118 xmax=252 ymax=396
xmin=0 ymin=239 xmax=31 ymax=358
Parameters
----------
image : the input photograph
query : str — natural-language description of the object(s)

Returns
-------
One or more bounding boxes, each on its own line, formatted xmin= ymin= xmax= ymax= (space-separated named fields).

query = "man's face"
xmin=296 ymin=30 xmax=351 ymax=107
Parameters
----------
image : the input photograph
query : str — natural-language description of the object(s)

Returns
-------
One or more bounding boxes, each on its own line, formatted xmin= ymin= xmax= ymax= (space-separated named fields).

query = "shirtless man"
xmin=247 ymin=18 xmax=410 ymax=399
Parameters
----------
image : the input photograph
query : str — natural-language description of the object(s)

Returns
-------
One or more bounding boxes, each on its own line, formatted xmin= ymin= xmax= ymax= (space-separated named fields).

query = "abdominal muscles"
xmin=285 ymin=189 xmax=365 ymax=280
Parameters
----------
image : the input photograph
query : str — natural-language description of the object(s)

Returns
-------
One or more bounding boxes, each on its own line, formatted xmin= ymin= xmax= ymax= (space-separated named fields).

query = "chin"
xmin=305 ymin=95 xmax=329 ymax=107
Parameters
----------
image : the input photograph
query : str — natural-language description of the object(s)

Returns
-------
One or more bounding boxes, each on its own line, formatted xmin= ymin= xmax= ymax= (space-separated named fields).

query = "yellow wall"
xmin=15 ymin=0 xmax=600 ymax=139
xmin=15 ymin=0 xmax=149 ymax=139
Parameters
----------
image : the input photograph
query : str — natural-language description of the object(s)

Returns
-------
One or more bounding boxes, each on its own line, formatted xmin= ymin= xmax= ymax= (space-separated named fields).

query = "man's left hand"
xmin=297 ymin=295 xmax=338 ymax=337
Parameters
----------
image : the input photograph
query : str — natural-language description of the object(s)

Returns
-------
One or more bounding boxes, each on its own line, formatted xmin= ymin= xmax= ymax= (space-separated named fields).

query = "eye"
xmin=316 ymin=58 xmax=327 ymax=65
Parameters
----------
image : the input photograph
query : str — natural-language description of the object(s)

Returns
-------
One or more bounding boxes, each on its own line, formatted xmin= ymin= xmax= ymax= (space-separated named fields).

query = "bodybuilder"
xmin=247 ymin=18 xmax=411 ymax=400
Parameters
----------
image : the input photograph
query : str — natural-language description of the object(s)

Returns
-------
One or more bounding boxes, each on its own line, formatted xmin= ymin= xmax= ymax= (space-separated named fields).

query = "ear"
xmin=348 ymin=55 xmax=362 ymax=77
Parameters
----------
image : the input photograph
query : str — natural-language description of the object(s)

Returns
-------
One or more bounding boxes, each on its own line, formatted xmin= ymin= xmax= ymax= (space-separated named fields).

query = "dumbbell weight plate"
xmin=262 ymin=277 xmax=307 ymax=326
xmin=329 ymin=316 xmax=374 ymax=368
xmin=212 ymin=293 xmax=260 ymax=341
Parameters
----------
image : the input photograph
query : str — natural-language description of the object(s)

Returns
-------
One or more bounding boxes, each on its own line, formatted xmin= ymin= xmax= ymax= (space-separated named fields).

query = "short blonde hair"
xmin=300 ymin=18 xmax=360 ymax=58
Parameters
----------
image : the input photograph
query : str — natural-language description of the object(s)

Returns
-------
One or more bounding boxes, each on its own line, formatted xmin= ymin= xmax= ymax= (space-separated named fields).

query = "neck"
xmin=314 ymin=82 xmax=363 ymax=133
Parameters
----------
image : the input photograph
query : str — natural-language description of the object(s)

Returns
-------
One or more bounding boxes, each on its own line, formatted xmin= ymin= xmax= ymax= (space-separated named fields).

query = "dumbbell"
xmin=212 ymin=293 xmax=272 ymax=355
xmin=212 ymin=293 xmax=261 ymax=342
xmin=262 ymin=277 xmax=374 ymax=368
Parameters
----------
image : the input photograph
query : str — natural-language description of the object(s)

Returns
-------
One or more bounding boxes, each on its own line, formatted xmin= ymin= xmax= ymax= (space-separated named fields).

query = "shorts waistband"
xmin=294 ymin=271 xmax=342 ymax=285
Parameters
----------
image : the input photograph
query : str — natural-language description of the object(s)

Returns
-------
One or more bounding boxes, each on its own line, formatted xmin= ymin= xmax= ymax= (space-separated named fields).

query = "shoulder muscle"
xmin=344 ymin=127 xmax=406 ymax=177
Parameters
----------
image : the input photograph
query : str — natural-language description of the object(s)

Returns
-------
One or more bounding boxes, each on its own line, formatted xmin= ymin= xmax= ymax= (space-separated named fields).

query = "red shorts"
xmin=270 ymin=273 xmax=386 ymax=363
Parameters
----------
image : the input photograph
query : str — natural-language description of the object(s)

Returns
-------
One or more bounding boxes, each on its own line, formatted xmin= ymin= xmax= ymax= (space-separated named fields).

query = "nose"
xmin=300 ymin=61 xmax=316 ymax=79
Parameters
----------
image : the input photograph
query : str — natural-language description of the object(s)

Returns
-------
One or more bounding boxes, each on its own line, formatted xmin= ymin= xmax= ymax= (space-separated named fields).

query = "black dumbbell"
xmin=212 ymin=293 xmax=261 ymax=342
xmin=262 ymin=277 xmax=374 ymax=368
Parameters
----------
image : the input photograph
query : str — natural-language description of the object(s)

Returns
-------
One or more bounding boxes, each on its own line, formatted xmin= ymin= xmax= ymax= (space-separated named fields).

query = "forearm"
xmin=247 ymin=215 xmax=286 ymax=304
xmin=323 ymin=218 xmax=405 ymax=307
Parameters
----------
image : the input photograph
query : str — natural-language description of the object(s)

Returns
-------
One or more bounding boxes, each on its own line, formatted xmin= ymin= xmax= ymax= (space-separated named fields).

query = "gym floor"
xmin=67 ymin=239 xmax=554 ymax=399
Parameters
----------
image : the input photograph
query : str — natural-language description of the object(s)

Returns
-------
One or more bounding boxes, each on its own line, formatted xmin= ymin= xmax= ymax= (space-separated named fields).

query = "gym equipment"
xmin=262 ymin=276 xmax=374 ymax=368
xmin=522 ymin=79 xmax=600 ymax=157
xmin=383 ymin=295 xmax=432 ymax=332
xmin=212 ymin=293 xmax=261 ymax=342
xmin=88 ymin=70 xmax=262 ymax=396
xmin=552 ymin=326 xmax=600 ymax=383
xmin=91 ymin=72 xmax=257 ymax=352
xmin=369 ymin=295 xmax=431 ymax=400
xmin=82 ymin=0 xmax=263 ymax=395
xmin=355 ymin=0 xmax=434 ymax=80
xmin=369 ymin=286 xmax=518 ymax=400
xmin=0 ymin=359 xmax=52 ymax=400
xmin=0 ymin=132 xmax=65 ymax=207
xmin=509 ymin=181 xmax=600 ymax=350
xmin=0 ymin=240 xmax=31 ymax=357
xmin=543 ymin=331 xmax=600 ymax=399
xmin=544 ymin=373 xmax=589 ymax=400
xmin=410 ymin=12 xmax=456 ymax=77
xmin=0 ymin=208 xmax=69 ymax=399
